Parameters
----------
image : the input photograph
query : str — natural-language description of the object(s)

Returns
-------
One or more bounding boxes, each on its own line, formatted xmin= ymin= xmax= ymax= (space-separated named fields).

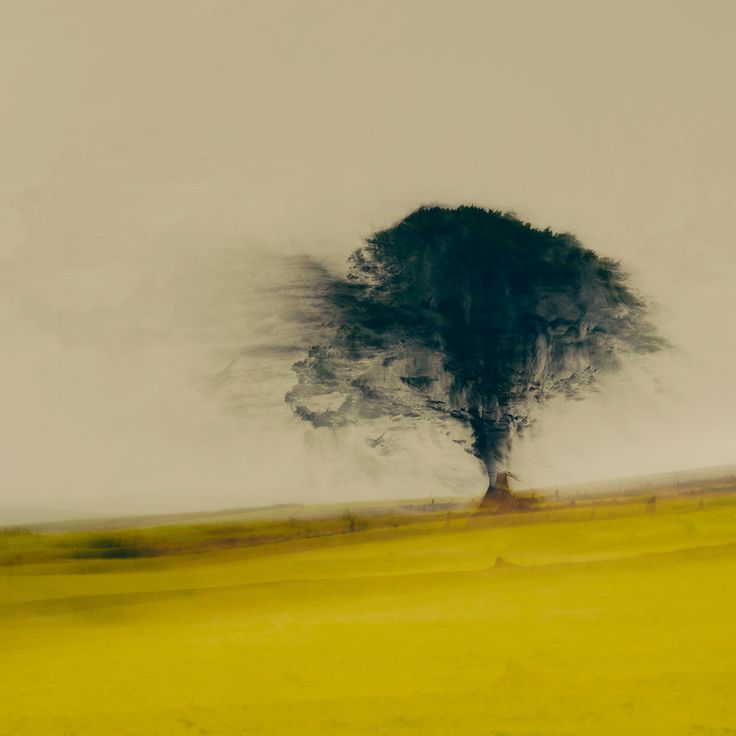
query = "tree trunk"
xmin=480 ymin=471 xmax=514 ymax=507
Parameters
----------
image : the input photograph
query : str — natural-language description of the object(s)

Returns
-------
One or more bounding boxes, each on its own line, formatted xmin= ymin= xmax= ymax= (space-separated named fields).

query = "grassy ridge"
xmin=2 ymin=489 xmax=736 ymax=735
xmin=0 ymin=506 xmax=467 ymax=568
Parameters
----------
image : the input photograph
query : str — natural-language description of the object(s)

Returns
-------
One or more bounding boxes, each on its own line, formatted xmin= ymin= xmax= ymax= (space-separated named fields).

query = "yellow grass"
xmin=2 ymin=492 xmax=736 ymax=735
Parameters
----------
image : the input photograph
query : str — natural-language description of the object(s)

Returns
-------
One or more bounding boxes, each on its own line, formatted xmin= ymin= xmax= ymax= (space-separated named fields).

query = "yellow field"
xmin=2 ymin=493 xmax=736 ymax=735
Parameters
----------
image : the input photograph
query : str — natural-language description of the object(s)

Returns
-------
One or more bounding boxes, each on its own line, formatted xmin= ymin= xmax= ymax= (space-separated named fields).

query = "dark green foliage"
xmin=287 ymin=206 xmax=665 ymax=488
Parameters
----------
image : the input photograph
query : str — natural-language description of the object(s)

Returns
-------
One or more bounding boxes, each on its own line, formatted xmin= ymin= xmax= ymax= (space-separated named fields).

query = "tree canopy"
xmin=286 ymin=206 xmax=664 ymax=492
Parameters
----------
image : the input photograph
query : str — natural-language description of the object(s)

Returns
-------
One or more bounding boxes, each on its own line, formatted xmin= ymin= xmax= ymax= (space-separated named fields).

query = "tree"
xmin=286 ymin=206 xmax=664 ymax=505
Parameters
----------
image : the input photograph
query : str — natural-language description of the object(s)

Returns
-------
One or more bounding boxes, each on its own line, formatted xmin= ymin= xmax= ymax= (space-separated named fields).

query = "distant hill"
xmin=0 ymin=506 xmax=99 ymax=526
xmin=4 ymin=462 xmax=735 ymax=531
xmin=530 ymin=463 xmax=736 ymax=497
xmin=2 ymin=498 xmax=468 ymax=533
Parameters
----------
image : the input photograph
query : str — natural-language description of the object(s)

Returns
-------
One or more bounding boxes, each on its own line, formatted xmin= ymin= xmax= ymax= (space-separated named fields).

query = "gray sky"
xmin=1 ymin=0 xmax=735 ymax=514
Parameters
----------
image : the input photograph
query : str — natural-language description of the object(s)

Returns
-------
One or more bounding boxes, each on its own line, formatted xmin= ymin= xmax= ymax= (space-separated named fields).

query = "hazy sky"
xmin=1 ymin=0 xmax=735 ymax=515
